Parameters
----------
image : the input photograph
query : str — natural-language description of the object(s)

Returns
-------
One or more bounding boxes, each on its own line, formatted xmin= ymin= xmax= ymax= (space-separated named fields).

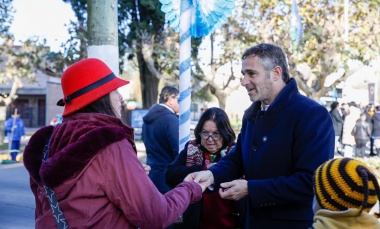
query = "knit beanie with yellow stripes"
xmin=314 ymin=157 xmax=380 ymax=217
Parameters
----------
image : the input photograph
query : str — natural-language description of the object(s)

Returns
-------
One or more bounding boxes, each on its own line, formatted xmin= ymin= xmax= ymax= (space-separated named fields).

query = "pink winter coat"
xmin=23 ymin=113 xmax=202 ymax=229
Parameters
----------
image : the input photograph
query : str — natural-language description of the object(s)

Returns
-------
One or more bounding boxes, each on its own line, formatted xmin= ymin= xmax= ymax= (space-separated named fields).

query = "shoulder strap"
xmin=42 ymin=133 xmax=69 ymax=229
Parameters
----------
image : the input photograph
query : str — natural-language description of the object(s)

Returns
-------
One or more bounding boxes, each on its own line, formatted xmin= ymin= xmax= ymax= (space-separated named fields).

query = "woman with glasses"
xmin=165 ymin=107 xmax=243 ymax=229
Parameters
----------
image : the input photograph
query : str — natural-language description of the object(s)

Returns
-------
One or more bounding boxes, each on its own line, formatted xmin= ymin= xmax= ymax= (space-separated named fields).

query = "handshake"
xmin=184 ymin=170 xmax=214 ymax=192
xmin=184 ymin=171 xmax=249 ymax=200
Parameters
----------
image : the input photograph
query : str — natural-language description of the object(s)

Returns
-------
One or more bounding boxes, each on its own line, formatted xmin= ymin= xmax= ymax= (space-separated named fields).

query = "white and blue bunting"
xmin=159 ymin=0 xmax=235 ymax=38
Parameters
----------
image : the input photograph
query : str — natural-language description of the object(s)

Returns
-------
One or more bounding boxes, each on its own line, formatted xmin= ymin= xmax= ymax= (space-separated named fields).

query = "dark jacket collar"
xmin=244 ymin=78 xmax=299 ymax=121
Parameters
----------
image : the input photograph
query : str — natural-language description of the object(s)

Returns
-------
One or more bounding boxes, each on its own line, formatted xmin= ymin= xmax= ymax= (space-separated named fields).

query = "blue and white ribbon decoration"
xmin=159 ymin=0 xmax=235 ymax=152
xmin=160 ymin=0 xmax=234 ymax=38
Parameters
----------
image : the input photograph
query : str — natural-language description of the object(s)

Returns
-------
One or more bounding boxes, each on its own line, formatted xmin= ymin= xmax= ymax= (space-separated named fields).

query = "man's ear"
xmin=271 ymin=66 xmax=282 ymax=81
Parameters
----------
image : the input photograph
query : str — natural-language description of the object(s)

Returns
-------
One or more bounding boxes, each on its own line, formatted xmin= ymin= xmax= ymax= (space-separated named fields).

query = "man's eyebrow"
xmin=241 ymin=69 xmax=256 ymax=74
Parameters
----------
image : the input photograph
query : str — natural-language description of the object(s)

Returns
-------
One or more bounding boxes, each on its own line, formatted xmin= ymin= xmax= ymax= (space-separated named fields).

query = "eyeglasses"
xmin=199 ymin=131 xmax=221 ymax=141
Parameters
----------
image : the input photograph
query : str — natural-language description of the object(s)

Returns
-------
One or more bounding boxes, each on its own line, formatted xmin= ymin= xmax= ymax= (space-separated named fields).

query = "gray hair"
xmin=242 ymin=43 xmax=290 ymax=83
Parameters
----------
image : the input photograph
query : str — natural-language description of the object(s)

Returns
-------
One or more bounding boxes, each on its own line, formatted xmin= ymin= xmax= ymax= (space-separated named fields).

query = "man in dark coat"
xmin=186 ymin=44 xmax=334 ymax=229
xmin=142 ymin=86 xmax=179 ymax=194
xmin=371 ymin=105 xmax=380 ymax=156
xmin=329 ymin=101 xmax=344 ymax=155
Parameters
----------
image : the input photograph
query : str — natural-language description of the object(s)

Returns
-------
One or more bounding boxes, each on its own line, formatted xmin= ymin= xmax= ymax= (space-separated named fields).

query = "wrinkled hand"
xmin=184 ymin=171 xmax=214 ymax=193
xmin=219 ymin=179 xmax=248 ymax=201
xmin=142 ymin=164 xmax=151 ymax=175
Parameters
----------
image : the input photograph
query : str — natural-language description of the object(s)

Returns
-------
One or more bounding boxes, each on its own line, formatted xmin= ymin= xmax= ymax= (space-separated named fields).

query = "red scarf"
xmin=185 ymin=140 xmax=231 ymax=166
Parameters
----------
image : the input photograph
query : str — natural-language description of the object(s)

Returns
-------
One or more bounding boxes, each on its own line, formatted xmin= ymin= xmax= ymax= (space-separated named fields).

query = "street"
xmin=0 ymin=163 xmax=35 ymax=229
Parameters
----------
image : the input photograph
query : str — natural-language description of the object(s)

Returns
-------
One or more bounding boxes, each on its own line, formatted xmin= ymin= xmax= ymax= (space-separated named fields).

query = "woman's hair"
xmin=330 ymin=101 xmax=339 ymax=110
xmin=77 ymin=93 xmax=118 ymax=117
xmin=194 ymin=107 xmax=236 ymax=149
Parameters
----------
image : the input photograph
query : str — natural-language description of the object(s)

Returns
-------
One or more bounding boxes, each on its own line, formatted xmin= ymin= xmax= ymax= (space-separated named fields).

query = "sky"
xmin=9 ymin=0 xmax=75 ymax=52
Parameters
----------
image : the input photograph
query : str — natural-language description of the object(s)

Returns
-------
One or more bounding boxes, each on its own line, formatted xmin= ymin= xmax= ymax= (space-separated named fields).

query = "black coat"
xmin=330 ymin=109 xmax=344 ymax=136
xmin=352 ymin=120 xmax=371 ymax=140
xmin=142 ymin=104 xmax=179 ymax=194
xmin=371 ymin=112 xmax=380 ymax=136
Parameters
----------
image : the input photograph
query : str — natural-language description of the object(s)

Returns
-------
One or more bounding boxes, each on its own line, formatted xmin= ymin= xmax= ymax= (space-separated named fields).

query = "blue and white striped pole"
xmin=159 ymin=0 xmax=235 ymax=152
xmin=178 ymin=0 xmax=192 ymax=152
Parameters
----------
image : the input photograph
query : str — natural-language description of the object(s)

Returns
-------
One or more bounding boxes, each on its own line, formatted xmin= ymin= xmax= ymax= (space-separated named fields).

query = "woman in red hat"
xmin=23 ymin=58 xmax=205 ymax=229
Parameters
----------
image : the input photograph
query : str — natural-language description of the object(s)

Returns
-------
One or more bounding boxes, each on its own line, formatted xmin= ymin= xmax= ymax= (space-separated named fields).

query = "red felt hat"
xmin=57 ymin=58 xmax=129 ymax=117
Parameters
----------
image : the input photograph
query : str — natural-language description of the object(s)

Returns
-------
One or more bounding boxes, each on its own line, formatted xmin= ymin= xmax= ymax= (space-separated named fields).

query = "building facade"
xmin=1 ymin=71 xmax=63 ymax=128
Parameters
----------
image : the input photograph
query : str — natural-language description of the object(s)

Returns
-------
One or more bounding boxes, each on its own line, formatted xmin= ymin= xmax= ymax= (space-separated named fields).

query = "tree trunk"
xmin=214 ymin=90 xmax=227 ymax=110
xmin=87 ymin=0 xmax=119 ymax=74
xmin=137 ymin=51 xmax=159 ymax=109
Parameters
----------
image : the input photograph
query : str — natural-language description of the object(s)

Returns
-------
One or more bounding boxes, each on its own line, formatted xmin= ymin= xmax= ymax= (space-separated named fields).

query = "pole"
xmin=87 ymin=0 xmax=119 ymax=75
xmin=159 ymin=0 xmax=235 ymax=152
xmin=178 ymin=0 xmax=192 ymax=152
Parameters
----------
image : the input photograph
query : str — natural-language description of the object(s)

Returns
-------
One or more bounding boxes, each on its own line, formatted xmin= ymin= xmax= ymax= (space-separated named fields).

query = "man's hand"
xmin=219 ymin=179 xmax=248 ymax=200
xmin=142 ymin=164 xmax=151 ymax=175
xmin=184 ymin=171 xmax=214 ymax=192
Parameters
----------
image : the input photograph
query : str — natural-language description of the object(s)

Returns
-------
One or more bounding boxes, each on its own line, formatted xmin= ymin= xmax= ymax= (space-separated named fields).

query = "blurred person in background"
xmin=329 ymin=101 xmax=344 ymax=155
xmin=142 ymin=86 xmax=180 ymax=194
xmin=352 ymin=113 xmax=372 ymax=158
xmin=371 ymin=105 xmax=380 ymax=156
xmin=340 ymin=103 xmax=348 ymax=121
xmin=4 ymin=112 xmax=25 ymax=161
xmin=365 ymin=104 xmax=375 ymax=156
xmin=342 ymin=101 xmax=361 ymax=157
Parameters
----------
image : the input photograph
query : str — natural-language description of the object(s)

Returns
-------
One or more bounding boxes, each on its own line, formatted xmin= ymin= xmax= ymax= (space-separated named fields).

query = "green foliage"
xmin=118 ymin=0 xmax=185 ymax=107
xmin=0 ymin=0 xmax=14 ymax=36
xmin=0 ymin=0 xmax=59 ymax=111
xmin=4 ymin=0 xmax=378 ymax=109
xmin=227 ymin=0 xmax=380 ymax=100
xmin=0 ymin=0 xmax=14 ymax=61
xmin=0 ymin=0 xmax=48 ymax=84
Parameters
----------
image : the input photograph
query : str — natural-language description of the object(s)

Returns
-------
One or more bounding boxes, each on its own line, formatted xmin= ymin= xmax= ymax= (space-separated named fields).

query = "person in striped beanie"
xmin=311 ymin=157 xmax=380 ymax=229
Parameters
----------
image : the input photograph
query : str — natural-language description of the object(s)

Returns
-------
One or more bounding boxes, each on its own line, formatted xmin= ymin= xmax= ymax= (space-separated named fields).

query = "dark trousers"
xmin=9 ymin=140 xmax=20 ymax=161
xmin=370 ymin=137 xmax=375 ymax=155
xmin=355 ymin=139 xmax=367 ymax=158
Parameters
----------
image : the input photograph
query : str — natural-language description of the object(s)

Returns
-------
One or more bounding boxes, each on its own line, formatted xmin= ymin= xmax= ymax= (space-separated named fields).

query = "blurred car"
xmin=50 ymin=114 xmax=63 ymax=126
